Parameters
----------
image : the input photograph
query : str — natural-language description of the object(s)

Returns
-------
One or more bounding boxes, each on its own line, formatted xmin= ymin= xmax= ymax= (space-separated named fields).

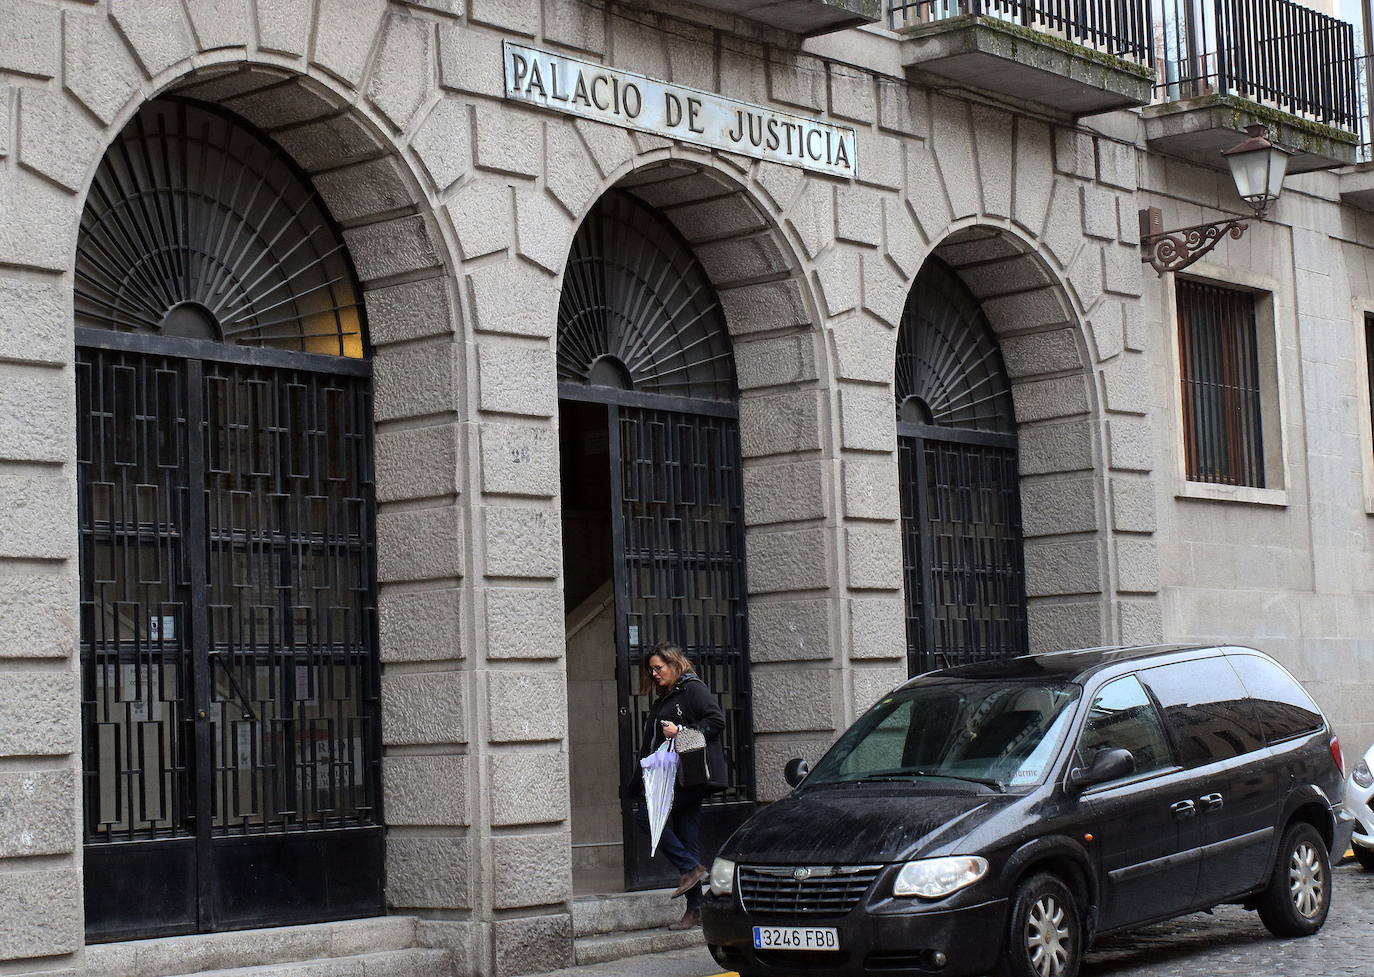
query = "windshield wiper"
xmin=843 ymin=770 xmax=1005 ymax=792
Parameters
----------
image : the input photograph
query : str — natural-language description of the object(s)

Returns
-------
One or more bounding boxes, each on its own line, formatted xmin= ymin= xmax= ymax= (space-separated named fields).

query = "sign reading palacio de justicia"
xmin=503 ymin=42 xmax=858 ymax=179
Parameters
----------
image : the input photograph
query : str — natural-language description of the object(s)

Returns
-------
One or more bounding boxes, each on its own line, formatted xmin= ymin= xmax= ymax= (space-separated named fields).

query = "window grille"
xmin=1176 ymin=279 xmax=1265 ymax=487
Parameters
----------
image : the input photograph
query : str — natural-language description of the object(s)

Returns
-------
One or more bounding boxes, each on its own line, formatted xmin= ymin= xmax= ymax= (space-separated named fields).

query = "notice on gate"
xmin=503 ymin=41 xmax=858 ymax=179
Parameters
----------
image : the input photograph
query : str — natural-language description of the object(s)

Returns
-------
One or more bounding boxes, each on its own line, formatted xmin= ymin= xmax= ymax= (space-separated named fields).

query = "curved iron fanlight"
xmin=895 ymin=257 xmax=1014 ymax=435
xmin=75 ymin=99 xmax=364 ymax=358
xmin=558 ymin=190 xmax=735 ymax=401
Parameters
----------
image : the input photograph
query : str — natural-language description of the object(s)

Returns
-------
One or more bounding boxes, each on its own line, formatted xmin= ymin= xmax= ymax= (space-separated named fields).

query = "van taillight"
xmin=1331 ymin=735 xmax=1344 ymax=776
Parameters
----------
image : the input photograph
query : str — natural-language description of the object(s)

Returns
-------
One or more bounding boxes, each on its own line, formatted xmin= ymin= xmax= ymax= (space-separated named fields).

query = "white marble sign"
xmin=503 ymin=41 xmax=857 ymax=179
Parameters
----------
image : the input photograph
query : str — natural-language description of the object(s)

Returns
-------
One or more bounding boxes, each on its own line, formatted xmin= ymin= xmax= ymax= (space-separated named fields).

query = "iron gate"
xmin=605 ymin=399 xmax=754 ymax=890
xmin=898 ymin=426 xmax=1028 ymax=675
xmin=78 ymin=341 xmax=381 ymax=941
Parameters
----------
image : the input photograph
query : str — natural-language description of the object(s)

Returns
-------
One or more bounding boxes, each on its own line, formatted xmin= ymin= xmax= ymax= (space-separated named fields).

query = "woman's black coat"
xmin=634 ymin=672 xmax=728 ymax=794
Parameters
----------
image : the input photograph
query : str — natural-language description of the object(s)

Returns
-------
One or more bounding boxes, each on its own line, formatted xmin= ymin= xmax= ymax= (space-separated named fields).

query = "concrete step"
xmin=573 ymin=887 xmax=682 ymax=937
xmin=169 ymin=948 xmax=448 ymax=977
xmin=574 ymin=927 xmax=705 ymax=967
xmin=85 ymin=917 xmax=422 ymax=977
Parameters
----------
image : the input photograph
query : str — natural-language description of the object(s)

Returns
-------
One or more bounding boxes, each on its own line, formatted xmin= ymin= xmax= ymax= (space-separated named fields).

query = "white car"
xmin=1347 ymin=741 xmax=1374 ymax=870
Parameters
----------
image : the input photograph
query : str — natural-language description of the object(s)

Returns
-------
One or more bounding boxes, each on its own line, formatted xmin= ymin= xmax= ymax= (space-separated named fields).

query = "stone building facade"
xmin=0 ymin=1 xmax=1370 ymax=976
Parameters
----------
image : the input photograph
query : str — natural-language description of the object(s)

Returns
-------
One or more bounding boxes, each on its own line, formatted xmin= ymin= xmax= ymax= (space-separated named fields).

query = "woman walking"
xmin=635 ymin=642 xmax=727 ymax=931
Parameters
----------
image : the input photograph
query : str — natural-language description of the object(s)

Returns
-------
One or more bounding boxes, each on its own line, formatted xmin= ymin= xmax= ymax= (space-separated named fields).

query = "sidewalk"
xmin=528 ymin=944 xmax=727 ymax=977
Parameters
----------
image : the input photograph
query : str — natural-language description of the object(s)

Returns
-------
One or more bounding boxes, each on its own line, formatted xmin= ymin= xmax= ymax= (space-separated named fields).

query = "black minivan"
xmin=703 ymin=645 xmax=1353 ymax=977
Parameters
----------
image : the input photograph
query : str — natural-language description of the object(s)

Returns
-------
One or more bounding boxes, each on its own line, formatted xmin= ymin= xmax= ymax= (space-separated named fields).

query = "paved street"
xmin=534 ymin=862 xmax=1374 ymax=977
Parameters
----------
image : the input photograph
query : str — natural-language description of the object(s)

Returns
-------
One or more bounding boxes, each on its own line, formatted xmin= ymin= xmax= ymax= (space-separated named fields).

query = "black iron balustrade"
xmin=1156 ymin=0 xmax=1360 ymax=132
xmin=888 ymin=0 xmax=1154 ymax=66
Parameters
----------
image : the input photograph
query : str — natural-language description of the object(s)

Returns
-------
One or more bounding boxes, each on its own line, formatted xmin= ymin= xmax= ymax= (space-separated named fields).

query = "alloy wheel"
xmin=1289 ymin=840 xmax=1325 ymax=919
xmin=1025 ymin=892 xmax=1072 ymax=977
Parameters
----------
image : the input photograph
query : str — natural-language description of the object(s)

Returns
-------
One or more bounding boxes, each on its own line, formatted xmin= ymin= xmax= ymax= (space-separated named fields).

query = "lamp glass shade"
xmin=1226 ymin=144 xmax=1290 ymax=207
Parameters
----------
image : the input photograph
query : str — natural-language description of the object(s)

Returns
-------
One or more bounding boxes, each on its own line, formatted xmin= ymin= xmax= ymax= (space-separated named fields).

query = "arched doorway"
xmin=558 ymin=190 xmax=754 ymax=892
xmin=75 ymin=99 xmax=381 ymax=940
xmin=896 ymin=257 xmax=1028 ymax=675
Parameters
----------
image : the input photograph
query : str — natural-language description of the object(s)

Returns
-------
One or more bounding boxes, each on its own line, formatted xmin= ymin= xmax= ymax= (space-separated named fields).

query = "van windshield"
xmin=806 ymin=679 xmax=1082 ymax=792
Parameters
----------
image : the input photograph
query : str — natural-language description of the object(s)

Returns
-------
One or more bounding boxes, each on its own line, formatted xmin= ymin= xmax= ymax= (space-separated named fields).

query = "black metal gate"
xmin=896 ymin=257 xmax=1028 ymax=675
xmin=77 ymin=340 xmax=381 ymax=941
xmin=609 ymin=400 xmax=753 ymax=890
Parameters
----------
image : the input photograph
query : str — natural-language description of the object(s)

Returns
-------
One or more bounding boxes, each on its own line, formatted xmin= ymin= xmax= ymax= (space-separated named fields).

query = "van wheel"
xmin=1257 ymin=822 xmax=1331 ymax=937
xmin=1355 ymin=844 xmax=1374 ymax=872
xmin=1000 ymin=873 xmax=1082 ymax=977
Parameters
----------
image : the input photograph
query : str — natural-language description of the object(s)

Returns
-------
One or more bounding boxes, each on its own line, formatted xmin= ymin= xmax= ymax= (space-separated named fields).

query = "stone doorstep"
xmin=573 ymin=928 xmax=706 ymax=968
xmin=162 ymin=948 xmax=447 ymax=977
xmin=573 ymin=887 xmax=683 ymax=937
xmin=84 ymin=917 xmax=421 ymax=977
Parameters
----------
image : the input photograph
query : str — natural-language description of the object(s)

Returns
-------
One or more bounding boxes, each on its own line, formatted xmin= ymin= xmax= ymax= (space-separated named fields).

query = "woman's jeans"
xmin=635 ymin=788 xmax=705 ymax=909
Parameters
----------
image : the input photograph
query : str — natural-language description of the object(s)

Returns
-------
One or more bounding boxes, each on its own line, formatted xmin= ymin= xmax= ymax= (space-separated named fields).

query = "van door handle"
xmin=1199 ymin=793 xmax=1224 ymax=811
xmin=1170 ymin=799 xmax=1197 ymax=819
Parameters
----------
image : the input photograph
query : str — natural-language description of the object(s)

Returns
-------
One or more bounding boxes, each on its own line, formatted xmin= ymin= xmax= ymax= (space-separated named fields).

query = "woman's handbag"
xmin=672 ymin=726 xmax=711 ymax=787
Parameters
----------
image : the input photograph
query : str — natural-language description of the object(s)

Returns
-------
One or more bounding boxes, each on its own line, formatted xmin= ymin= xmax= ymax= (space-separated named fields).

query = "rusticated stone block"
xmin=367 ymin=12 xmax=431 ymax=130
xmin=516 ymin=190 xmax=574 ymax=275
xmin=275 ymin=113 xmax=387 ymax=173
xmin=343 ymin=215 xmax=440 ymax=282
xmin=482 ymin=420 xmax=556 ymax=497
xmin=1028 ymin=599 xmax=1104 ymax=652
xmin=1107 ymin=417 xmax=1152 ymax=472
xmin=466 ymin=262 xmax=561 ymax=340
xmin=313 ymin=0 xmax=388 ymax=85
xmin=438 ymin=21 xmax=505 ymax=99
xmin=384 ymin=755 xmax=469 ymax=826
xmin=381 ymin=670 xmax=466 ymax=745
xmin=110 ymin=0 xmax=194 ymax=76
xmin=1001 ymin=329 xmax=1083 ymax=379
xmin=314 ymin=157 xmax=412 ymax=224
xmin=695 ymin=233 xmax=792 ymax=287
xmin=1102 ymin=353 xmax=1150 ymax=416
xmin=487 ymin=671 xmax=566 ymax=742
xmin=0 ymin=0 xmax=59 ymax=78
xmin=490 ymin=752 xmax=569 ymax=826
xmin=845 ymin=525 xmax=902 ymax=591
xmin=379 ymin=587 xmax=462 ymax=663
xmin=853 ymin=666 xmax=905 ymax=713
xmin=749 ymin=599 xmax=833 ymax=664
xmin=839 ymin=386 xmax=895 ymax=453
xmin=478 ymin=345 xmax=557 ymax=418
xmin=0 ymin=672 xmax=78 ymax=756
xmin=63 ymin=10 xmax=142 ymax=125
xmin=474 ymin=103 xmax=541 ymax=178
xmin=746 ymin=528 xmax=829 ymax=594
xmin=387 ymin=835 xmax=472 ymax=909
xmin=753 ymin=734 xmax=831 ymax=802
xmin=470 ymin=0 xmax=537 ymax=34
xmin=374 ymin=343 xmax=456 ymax=422
xmin=545 ymin=0 xmax=604 ymax=54
xmin=0 ymin=473 xmax=73 ymax=559
xmin=484 ymin=506 xmax=560 ymax=579
xmin=492 ymin=832 xmax=571 ymax=908
xmin=544 ymin=119 xmax=600 ymax=219
xmin=365 ymin=277 xmax=453 ymax=347
xmin=1019 ymin=419 xmax=1096 ymax=476
xmin=849 ymin=597 xmax=905 ymax=660
xmin=492 ymin=913 xmax=574 ymax=977
xmin=485 ymin=588 xmax=563 ymax=660
xmin=831 ymin=316 xmax=897 ymax=385
xmin=0 ymin=868 xmax=81 ymax=959
xmin=0 ymin=157 xmax=79 ymax=271
xmin=0 ymin=567 xmax=75 ymax=659
xmin=377 ymin=504 xmax=463 ymax=583
xmin=1110 ymin=475 xmax=1157 ymax=534
xmin=1012 ymin=375 xmax=1091 ymax=424
xmin=185 ymin=0 xmax=252 ymax=51
xmin=739 ymin=389 xmax=822 ymax=458
xmin=841 ymin=458 xmax=899 ymax=521
xmin=376 ymin=423 xmax=460 ymax=503
xmin=815 ymin=249 xmax=860 ymax=317
xmin=742 ymin=461 xmax=826 ymax=527
xmin=735 ymin=334 xmax=817 ymax=391
xmin=0 ymin=364 xmax=67 ymax=462
xmin=1115 ymin=537 xmax=1159 ymax=594
xmin=411 ymin=97 xmax=471 ymax=193
xmin=1019 ymin=477 xmax=1099 ymax=538
xmin=0 ymin=769 xmax=76 ymax=856
xmin=1024 ymin=539 xmax=1104 ymax=598
xmin=752 ymin=668 xmax=835 ymax=733
xmin=1118 ymin=599 xmax=1164 ymax=645
xmin=862 ymin=252 xmax=909 ymax=328
xmin=257 ymin=0 xmax=312 ymax=56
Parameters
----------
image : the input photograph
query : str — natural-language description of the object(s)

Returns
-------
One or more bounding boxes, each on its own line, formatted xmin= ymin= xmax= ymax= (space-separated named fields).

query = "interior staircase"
xmin=572 ymin=887 xmax=705 ymax=966
xmin=83 ymin=916 xmax=445 ymax=977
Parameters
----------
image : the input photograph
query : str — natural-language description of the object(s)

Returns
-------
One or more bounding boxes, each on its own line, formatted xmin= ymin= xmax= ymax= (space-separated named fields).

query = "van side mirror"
xmin=1068 ymin=747 xmax=1134 ymax=792
xmin=783 ymin=758 xmax=810 ymax=788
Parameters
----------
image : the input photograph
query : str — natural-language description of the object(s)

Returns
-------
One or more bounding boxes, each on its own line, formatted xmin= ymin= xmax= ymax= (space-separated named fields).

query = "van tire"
xmin=1257 ymin=822 xmax=1331 ymax=937
xmin=999 ymin=873 xmax=1082 ymax=977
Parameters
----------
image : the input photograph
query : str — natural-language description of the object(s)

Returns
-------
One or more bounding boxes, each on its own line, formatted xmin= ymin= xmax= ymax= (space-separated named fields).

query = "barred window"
xmin=1176 ymin=280 xmax=1266 ymax=487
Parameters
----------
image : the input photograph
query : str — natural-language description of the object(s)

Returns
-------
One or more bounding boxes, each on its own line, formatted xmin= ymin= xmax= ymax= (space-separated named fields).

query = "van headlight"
xmin=1354 ymin=759 xmax=1374 ymax=789
xmin=892 ymin=856 xmax=988 ymax=899
xmin=709 ymin=857 xmax=736 ymax=896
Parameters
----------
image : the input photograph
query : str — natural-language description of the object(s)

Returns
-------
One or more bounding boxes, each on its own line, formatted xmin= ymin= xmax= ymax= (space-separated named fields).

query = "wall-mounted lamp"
xmin=1140 ymin=124 xmax=1293 ymax=276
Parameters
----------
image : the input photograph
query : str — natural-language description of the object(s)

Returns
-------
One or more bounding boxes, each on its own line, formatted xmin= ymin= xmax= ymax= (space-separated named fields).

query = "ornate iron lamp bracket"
xmin=1138 ymin=206 xmax=1251 ymax=276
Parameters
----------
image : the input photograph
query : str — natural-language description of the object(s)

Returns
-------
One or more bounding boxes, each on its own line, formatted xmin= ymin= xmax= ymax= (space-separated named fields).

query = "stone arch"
xmin=906 ymin=221 xmax=1119 ymax=654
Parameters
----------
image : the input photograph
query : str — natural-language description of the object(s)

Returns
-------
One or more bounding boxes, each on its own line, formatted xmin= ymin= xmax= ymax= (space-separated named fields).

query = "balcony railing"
xmin=1156 ymin=0 xmax=1360 ymax=132
xmin=888 ymin=0 xmax=1155 ymax=67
